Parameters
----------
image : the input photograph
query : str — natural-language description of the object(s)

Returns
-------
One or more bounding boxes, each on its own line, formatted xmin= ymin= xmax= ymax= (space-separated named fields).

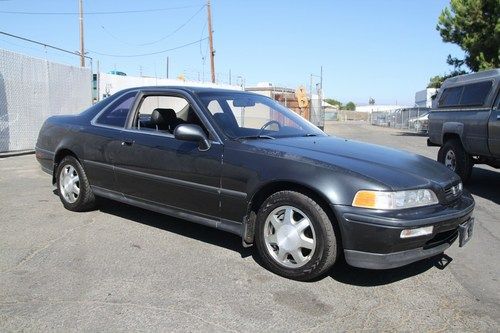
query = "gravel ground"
xmin=0 ymin=121 xmax=498 ymax=332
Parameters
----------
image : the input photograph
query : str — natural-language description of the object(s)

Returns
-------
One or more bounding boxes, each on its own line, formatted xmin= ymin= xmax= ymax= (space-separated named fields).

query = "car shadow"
xmin=95 ymin=198 xmax=253 ymax=259
xmin=391 ymin=131 xmax=428 ymax=137
xmin=467 ymin=167 xmax=500 ymax=204
xmin=54 ymin=191 xmax=454 ymax=285
xmin=250 ymin=248 xmax=452 ymax=286
xmin=325 ymin=254 xmax=452 ymax=286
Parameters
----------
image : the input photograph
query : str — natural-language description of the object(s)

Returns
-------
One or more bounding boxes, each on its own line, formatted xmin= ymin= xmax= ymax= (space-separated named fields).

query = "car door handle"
xmin=121 ymin=139 xmax=134 ymax=146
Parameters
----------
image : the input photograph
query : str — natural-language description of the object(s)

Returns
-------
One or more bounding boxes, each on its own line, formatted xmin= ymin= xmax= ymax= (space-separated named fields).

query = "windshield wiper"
xmin=303 ymin=133 xmax=318 ymax=137
xmin=235 ymin=134 xmax=275 ymax=140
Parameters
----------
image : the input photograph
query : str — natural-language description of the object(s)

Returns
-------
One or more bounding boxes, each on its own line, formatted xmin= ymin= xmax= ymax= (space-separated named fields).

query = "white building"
xmin=95 ymin=73 xmax=242 ymax=101
xmin=414 ymin=88 xmax=438 ymax=108
xmin=355 ymin=104 xmax=407 ymax=113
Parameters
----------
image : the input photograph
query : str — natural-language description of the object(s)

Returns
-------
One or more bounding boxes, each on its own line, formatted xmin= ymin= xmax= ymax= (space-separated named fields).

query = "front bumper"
xmin=334 ymin=192 xmax=475 ymax=269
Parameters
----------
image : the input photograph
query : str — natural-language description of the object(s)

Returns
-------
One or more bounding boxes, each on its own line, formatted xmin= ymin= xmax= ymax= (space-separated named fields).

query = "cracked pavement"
xmin=0 ymin=122 xmax=498 ymax=331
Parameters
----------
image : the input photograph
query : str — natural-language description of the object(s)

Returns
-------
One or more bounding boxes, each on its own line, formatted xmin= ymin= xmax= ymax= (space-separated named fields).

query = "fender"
xmin=442 ymin=122 xmax=465 ymax=146
xmin=52 ymin=124 xmax=86 ymax=180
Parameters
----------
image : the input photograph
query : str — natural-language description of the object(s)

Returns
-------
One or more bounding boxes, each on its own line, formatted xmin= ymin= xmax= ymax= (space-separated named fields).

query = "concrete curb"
xmin=0 ymin=150 xmax=35 ymax=158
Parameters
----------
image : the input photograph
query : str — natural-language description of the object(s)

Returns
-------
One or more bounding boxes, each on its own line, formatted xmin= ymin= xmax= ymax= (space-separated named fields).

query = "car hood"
xmin=246 ymin=136 xmax=460 ymax=190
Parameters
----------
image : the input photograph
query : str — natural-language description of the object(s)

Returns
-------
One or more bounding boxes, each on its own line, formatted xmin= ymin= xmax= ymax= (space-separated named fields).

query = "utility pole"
xmin=79 ymin=0 xmax=85 ymax=67
xmin=166 ymin=56 xmax=169 ymax=79
xmin=96 ymin=60 xmax=100 ymax=102
xmin=320 ymin=65 xmax=323 ymax=99
xmin=309 ymin=74 xmax=313 ymax=121
xmin=320 ymin=65 xmax=324 ymax=130
xmin=207 ymin=0 xmax=215 ymax=83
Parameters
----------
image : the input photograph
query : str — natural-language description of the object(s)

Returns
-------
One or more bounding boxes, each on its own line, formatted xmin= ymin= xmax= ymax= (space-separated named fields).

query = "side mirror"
xmin=174 ymin=124 xmax=211 ymax=151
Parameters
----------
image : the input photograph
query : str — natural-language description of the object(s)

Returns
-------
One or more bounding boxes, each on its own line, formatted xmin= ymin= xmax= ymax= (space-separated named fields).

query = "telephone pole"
xmin=207 ymin=0 xmax=215 ymax=83
xmin=79 ymin=0 xmax=85 ymax=67
xmin=166 ymin=56 xmax=169 ymax=79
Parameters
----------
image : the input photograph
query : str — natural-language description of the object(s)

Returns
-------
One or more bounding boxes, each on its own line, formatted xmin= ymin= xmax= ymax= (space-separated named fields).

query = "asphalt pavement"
xmin=0 ymin=122 xmax=498 ymax=331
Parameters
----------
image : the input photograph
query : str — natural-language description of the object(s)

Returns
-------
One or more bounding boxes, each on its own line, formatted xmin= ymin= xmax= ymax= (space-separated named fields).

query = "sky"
xmin=0 ymin=0 xmax=464 ymax=106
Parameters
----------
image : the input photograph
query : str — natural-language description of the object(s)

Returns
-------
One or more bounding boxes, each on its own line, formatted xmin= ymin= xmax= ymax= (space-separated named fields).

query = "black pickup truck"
xmin=428 ymin=69 xmax=500 ymax=182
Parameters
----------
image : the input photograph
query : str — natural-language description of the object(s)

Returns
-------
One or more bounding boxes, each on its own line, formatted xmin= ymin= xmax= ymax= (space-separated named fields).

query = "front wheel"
xmin=437 ymin=138 xmax=473 ymax=182
xmin=254 ymin=191 xmax=338 ymax=281
xmin=56 ymin=155 xmax=96 ymax=211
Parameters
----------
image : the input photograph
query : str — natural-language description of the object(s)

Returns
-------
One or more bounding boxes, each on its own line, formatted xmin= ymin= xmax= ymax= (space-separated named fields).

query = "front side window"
xmin=96 ymin=91 xmax=137 ymax=127
xmin=133 ymin=95 xmax=207 ymax=134
xmin=198 ymin=92 xmax=325 ymax=139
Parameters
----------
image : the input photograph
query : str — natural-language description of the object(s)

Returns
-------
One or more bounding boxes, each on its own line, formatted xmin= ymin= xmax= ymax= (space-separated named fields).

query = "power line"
xmin=199 ymin=20 xmax=208 ymax=58
xmin=0 ymin=30 xmax=92 ymax=60
xmin=98 ymin=5 xmax=206 ymax=47
xmin=87 ymin=37 xmax=209 ymax=58
xmin=0 ymin=5 xmax=200 ymax=15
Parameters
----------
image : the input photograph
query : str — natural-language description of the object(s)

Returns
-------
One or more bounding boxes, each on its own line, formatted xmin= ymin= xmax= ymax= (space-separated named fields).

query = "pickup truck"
xmin=428 ymin=69 xmax=500 ymax=182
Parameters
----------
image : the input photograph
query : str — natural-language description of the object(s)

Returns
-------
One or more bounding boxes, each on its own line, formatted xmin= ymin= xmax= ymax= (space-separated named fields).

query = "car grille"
xmin=423 ymin=229 xmax=458 ymax=249
xmin=443 ymin=183 xmax=462 ymax=203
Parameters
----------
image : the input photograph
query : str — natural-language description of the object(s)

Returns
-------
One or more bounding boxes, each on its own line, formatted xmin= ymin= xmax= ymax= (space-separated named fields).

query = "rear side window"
xmin=438 ymin=86 xmax=462 ymax=107
xmin=459 ymin=81 xmax=492 ymax=106
xmin=96 ymin=91 xmax=137 ymax=127
xmin=438 ymin=81 xmax=493 ymax=108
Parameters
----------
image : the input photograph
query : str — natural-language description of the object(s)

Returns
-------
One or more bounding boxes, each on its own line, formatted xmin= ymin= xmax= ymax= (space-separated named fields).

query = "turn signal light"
xmin=352 ymin=191 xmax=378 ymax=208
xmin=400 ymin=226 xmax=434 ymax=238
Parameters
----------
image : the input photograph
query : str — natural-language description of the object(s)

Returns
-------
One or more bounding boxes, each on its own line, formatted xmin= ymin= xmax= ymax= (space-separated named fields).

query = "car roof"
xmin=117 ymin=85 xmax=248 ymax=95
xmin=442 ymin=69 xmax=499 ymax=87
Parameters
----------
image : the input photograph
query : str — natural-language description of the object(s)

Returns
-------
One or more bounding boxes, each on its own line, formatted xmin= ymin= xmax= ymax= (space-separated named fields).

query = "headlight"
xmin=352 ymin=189 xmax=439 ymax=210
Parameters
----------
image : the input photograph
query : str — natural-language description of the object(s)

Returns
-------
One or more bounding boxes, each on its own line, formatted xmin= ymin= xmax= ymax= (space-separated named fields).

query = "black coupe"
xmin=36 ymin=87 xmax=475 ymax=280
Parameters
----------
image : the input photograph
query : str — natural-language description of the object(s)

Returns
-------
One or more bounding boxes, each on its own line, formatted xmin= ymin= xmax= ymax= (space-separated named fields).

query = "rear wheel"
xmin=56 ymin=156 xmax=96 ymax=211
xmin=254 ymin=191 xmax=338 ymax=281
xmin=438 ymin=138 xmax=472 ymax=182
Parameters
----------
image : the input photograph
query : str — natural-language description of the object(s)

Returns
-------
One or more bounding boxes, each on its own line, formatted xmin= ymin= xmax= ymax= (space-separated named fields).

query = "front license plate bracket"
xmin=458 ymin=217 xmax=474 ymax=247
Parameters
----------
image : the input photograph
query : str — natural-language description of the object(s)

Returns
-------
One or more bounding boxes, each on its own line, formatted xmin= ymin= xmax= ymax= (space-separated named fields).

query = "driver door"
xmin=113 ymin=91 xmax=223 ymax=219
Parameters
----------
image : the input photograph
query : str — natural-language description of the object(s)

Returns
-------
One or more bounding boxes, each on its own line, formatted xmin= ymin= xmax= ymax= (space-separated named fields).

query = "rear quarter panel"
xmin=429 ymin=109 xmax=491 ymax=156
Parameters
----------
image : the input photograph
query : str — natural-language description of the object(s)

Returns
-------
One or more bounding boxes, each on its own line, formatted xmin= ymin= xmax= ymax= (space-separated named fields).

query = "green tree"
xmin=324 ymin=98 xmax=342 ymax=108
xmin=437 ymin=0 xmax=500 ymax=72
xmin=345 ymin=102 xmax=356 ymax=111
xmin=427 ymin=69 xmax=467 ymax=88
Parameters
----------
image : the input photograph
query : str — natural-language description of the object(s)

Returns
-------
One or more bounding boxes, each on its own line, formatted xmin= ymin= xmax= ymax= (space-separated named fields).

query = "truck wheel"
xmin=438 ymin=138 xmax=472 ymax=182
xmin=56 ymin=156 xmax=96 ymax=211
xmin=254 ymin=191 xmax=338 ymax=281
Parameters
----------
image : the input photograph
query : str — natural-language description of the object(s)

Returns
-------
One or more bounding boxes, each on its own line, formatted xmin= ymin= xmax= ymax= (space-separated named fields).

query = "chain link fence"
xmin=0 ymin=49 xmax=92 ymax=153
xmin=371 ymin=107 xmax=431 ymax=133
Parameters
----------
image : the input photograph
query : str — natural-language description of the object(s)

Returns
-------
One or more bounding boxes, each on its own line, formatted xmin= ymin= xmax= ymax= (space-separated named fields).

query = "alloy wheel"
xmin=59 ymin=165 xmax=80 ymax=203
xmin=445 ymin=150 xmax=456 ymax=171
xmin=263 ymin=205 xmax=316 ymax=268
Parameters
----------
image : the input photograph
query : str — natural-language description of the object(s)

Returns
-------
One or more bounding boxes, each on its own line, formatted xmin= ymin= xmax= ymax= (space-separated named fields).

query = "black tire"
xmin=437 ymin=138 xmax=473 ymax=182
xmin=254 ymin=191 xmax=338 ymax=281
xmin=56 ymin=155 xmax=96 ymax=212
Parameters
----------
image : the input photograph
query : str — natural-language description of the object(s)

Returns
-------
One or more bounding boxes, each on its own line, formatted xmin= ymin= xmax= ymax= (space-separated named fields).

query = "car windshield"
xmin=198 ymin=92 xmax=325 ymax=139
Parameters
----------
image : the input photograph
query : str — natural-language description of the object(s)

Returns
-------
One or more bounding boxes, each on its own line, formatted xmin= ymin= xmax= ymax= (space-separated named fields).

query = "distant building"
xmin=355 ymin=104 xmax=407 ymax=113
xmin=415 ymin=88 xmax=438 ymax=108
xmin=93 ymin=73 xmax=241 ymax=102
